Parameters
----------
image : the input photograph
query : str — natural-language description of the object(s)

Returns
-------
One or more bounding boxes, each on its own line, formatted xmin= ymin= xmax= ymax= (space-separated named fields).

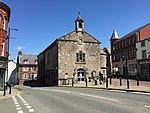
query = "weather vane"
xmin=78 ymin=12 xmax=80 ymax=16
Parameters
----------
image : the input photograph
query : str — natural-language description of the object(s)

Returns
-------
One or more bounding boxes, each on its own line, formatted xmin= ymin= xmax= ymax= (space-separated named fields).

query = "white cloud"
xmin=15 ymin=46 xmax=23 ymax=51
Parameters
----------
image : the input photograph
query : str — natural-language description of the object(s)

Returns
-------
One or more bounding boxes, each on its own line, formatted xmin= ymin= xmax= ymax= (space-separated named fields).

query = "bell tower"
xmin=75 ymin=13 xmax=84 ymax=33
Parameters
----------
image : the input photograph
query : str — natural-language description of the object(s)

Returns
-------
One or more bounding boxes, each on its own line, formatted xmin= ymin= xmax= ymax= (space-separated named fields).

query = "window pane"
xmin=142 ymin=50 xmax=146 ymax=59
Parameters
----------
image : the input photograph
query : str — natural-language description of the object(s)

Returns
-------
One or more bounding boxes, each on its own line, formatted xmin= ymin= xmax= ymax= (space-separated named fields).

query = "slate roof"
xmin=18 ymin=54 xmax=37 ymax=65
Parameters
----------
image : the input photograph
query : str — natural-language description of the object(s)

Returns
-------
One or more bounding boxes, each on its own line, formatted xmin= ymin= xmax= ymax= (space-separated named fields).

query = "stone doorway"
xmin=77 ymin=68 xmax=86 ymax=81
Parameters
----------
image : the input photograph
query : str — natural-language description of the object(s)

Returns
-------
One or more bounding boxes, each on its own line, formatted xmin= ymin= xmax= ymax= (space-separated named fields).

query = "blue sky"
xmin=2 ymin=0 xmax=150 ymax=60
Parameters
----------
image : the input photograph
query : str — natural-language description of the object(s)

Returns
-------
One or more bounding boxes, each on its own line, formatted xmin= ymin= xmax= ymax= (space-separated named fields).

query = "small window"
xmin=79 ymin=22 xmax=82 ymax=28
xmin=141 ymin=41 xmax=145 ymax=47
xmin=23 ymin=59 xmax=28 ymax=64
xmin=2 ymin=17 xmax=7 ymax=30
xmin=35 ymin=60 xmax=38 ymax=64
xmin=22 ymin=66 xmax=28 ymax=71
xmin=142 ymin=50 xmax=147 ymax=59
xmin=1 ymin=40 xmax=5 ymax=56
xmin=76 ymin=51 xmax=85 ymax=63
xmin=31 ymin=67 xmax=35 ymax=71
xmin=22 ymin=73 xmax=28 ymax=80
xmin=113 ymin=45 xmax=115 ymax=50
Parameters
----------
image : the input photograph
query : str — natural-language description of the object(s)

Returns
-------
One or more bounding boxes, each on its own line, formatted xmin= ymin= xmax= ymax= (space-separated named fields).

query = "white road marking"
xmin=80 ymin=93 xmax=119 ymax=102
xmin=14 ymin=102 xmax=19 ymax=105
xmin=18 ymin=110 xmax=23 ymax=113
xmin=24 ymin=103 xmax=29 ymax=106
xmin=16 ymin=107 xmax=21 ymax=110
xmin=29 ymin=108 xmax=35 ymax=112
xmin=144 ymin=105 xmax=150 ymax=108
xmin=26 ymin=105 xmax=32 ymax=109
xmin=131 ymin=92 xmax=150 ymax=95
xmin=52 ymin=89 xmax=71 ymax=93
xmin=12 ymin=96 xmax=24 ymax=113
xmin=33 ymin=88 xmax=49 ymax=91
xmin=22 ymin=101 xmax=27 ymax=104
xmin=15 ymin=104 xmax=20 ymax=107
xmin=17 ymin=95 xmax=35 ymax=112
xmin=32 ymin=88 xmax=119 ymax=102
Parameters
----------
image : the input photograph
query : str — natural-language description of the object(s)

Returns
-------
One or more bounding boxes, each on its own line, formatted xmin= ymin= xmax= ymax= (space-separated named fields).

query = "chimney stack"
xmin=18 ymin=51 xmax=22 ymax=55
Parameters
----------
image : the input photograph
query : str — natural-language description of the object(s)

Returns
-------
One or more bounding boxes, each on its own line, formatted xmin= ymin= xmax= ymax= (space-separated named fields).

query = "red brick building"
xmin=110 ymin=23 xmax=150 ymax=77
xmin=0 ymin=1 xmax=10 ymax=88
xmin=17 ymin=51 xmax=38 ymax=84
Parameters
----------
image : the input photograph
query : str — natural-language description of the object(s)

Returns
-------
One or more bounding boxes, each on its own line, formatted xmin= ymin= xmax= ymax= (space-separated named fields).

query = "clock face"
xmin=77 ymin=36 xmax=83 ymax=45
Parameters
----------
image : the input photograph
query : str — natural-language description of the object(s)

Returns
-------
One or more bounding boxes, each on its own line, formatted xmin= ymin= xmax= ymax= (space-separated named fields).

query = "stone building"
xmin=0 ymin=1 xmax=10 ymax=89
xmin=17 ymin=51 xmax=38 ymax=84
xmin=110 ymin=23 xmax=150 ymax=78
xmin=38 ymin=16 xmax=101 ymax=86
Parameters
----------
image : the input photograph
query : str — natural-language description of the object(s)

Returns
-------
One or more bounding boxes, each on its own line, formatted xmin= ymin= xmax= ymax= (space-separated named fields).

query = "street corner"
xmin=0 ymin=88 xmax=21 ymax=100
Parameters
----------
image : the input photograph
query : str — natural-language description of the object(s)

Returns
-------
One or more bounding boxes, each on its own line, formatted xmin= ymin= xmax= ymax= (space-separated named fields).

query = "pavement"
xmin=59 ymin=79 xmax=150 ymax=94
xmin=0 ymin=87 xmax=21 ymax=100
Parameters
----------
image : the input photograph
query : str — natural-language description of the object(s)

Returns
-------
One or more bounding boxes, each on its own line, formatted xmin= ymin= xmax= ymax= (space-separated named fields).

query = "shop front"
xmin=0 ymin=57 xmax=7 ymax=90
xmin=138 ymin=59 xmax=150 ymax=80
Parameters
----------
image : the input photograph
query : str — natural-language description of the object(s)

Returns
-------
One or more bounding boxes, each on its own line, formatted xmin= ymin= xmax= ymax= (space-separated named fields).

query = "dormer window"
xmin=23 ymin=59 xmax=28 ymax=64
xmin=35 ymin=60 xmax=38 ymax=64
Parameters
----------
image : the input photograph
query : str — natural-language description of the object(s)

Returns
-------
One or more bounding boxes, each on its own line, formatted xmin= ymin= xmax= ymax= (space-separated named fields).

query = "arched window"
xmin=22 ymin=73 xmax=28 ymax=80
xmin=76 ymin=51 xmax=85 ymax=63
xmin=79 ymin=22 xmax=82 ymax=28
xmin=0 ymin=14 xmax=2 ymax=28
xmin=1 ymin=40 xmax=5 ymax=56
xmin=2 ymin=16 xmax=7 ymax=30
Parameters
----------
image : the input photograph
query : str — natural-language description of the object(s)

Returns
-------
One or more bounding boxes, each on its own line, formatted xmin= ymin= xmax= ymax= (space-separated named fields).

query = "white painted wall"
xmin=7 ymin=60 xmax=18 ymax=85
xmin=136 ymin=38 xmax=150 ymax=60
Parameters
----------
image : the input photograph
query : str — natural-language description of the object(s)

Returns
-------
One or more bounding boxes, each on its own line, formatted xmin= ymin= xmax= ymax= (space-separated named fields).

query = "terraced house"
xmin=17 ymin=51 xmax=38 ymax=84
xmin=38 ymin=15 xmax=101 ymax=86
xmin=110 ymin=23 xmax=150 ymax=80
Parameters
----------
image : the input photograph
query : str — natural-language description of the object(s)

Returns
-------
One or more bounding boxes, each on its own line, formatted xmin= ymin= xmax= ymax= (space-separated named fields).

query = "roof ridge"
xmin=121 ymin=23 xmax=150 ymax=39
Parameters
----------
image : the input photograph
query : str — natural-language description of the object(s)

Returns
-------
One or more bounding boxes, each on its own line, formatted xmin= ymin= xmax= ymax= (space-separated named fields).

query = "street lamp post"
xmin=122 ymin=55 xmax=129 ymax=89
xmin=3 ymin=28 xmax=18 ymax=96
xmin=125 ymin=57 xmax=130 ymax=89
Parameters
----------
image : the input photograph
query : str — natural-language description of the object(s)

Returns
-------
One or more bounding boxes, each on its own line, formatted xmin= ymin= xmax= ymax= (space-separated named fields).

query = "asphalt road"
xmin=0 ymin=86 xmax=150 ymax=113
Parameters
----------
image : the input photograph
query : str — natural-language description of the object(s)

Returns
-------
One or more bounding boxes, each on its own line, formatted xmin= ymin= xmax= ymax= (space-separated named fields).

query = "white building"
xmin=136 ymin=37 xmax=150 ymax=80
xmin=100 ymin=48 xmax=111 ymax=77
xmin=7 ymin=60 xmax=18 ymax=85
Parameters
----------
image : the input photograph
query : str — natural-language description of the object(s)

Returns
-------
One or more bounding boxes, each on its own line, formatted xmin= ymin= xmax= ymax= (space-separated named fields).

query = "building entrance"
xmin=0 ymin=69 xmax=5 ymax=89
xmin=77 ymin=69 xmax=86 ymax=81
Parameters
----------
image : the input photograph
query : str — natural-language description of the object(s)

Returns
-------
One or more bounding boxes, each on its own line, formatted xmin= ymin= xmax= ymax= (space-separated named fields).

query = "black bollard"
xmin=137 ymin=73 xmax=139 ymax=86
xmin=120 ymin=78 xmax=122 ymax=86
xmin=3 ymin=85 xmax=6 ymax=96
xmin=72 ymin=78 xmax=74 ymax=87
xmin=9 ymin=85 xmax=11 ymax=94
xmin=110 ymin=77 xmax=112 ymax=85
xmin=85 ymin=78 xmax=88 ymax=87
xmin=106 ymin=77 xmax=108 ymax=89
xmin=127 ymin=78 xmax=129 ymax=89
